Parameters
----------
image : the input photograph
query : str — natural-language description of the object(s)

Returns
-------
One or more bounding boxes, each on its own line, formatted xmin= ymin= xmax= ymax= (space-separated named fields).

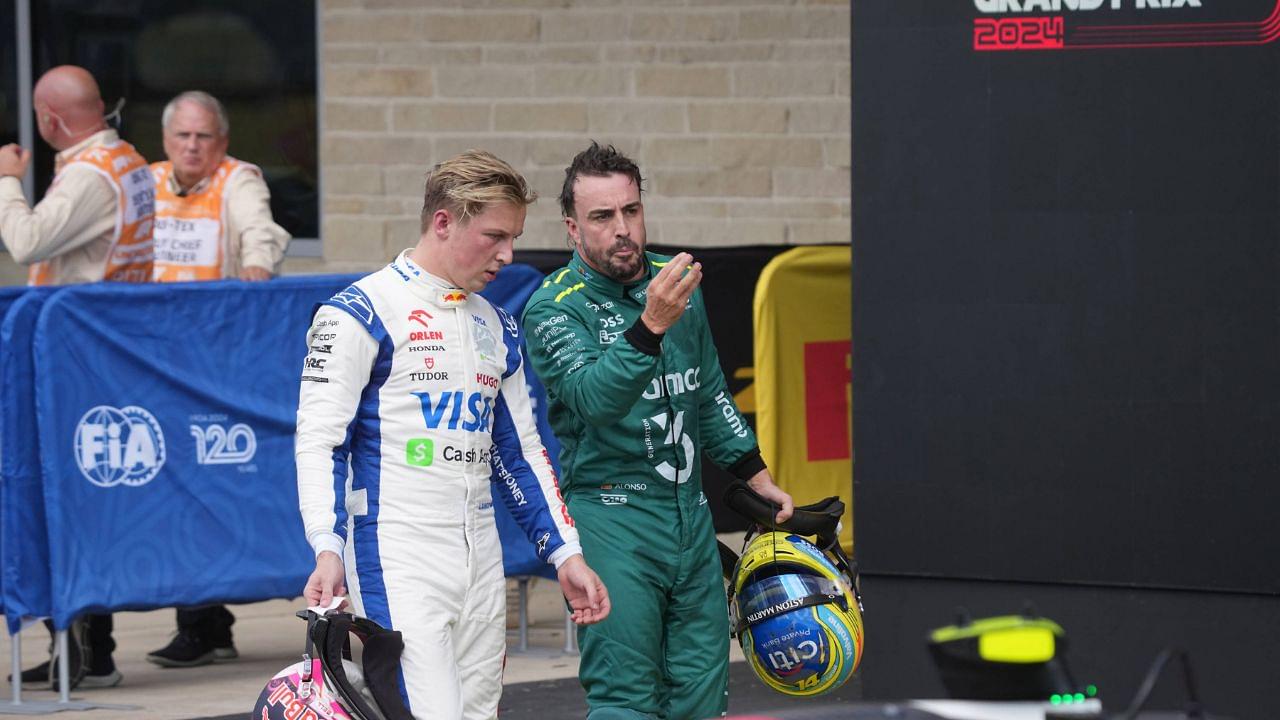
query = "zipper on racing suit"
xmin=637 ymin=284 xmax=687 ymax=538
xmin=455 ymin=303 xmax=472 ymax=558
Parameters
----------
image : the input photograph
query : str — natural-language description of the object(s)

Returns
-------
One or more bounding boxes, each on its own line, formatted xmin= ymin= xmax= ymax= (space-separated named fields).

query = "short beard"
xmin=585 ymin=238 xmax=644 ymax=283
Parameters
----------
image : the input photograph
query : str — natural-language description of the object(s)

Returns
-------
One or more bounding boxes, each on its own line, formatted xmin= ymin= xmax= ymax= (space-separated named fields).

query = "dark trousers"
xmin=42 ymin=613 xmax=114 ymax=673
xmin=176 ymin=605 xmax=235 ymax=647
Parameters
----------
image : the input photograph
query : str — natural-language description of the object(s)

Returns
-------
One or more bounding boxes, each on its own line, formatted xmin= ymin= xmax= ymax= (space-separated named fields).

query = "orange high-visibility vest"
xmin=27 ymin=139 xmax=155 ymax=286
xmin=150 ymin=157 xmax=260 ymax=282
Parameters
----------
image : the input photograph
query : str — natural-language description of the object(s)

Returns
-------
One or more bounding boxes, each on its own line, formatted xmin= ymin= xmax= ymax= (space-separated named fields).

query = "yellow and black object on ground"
xmin=928 ymin=612 xmax=1097 ymax=705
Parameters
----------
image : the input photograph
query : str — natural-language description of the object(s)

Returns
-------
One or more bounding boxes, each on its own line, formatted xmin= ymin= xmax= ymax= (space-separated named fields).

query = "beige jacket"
xmin=0 ymin=129 xmax=127 ymax=285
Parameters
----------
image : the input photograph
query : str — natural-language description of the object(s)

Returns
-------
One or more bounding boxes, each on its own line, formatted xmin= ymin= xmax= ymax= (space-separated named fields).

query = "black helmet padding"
xmin=307 ymin=612 xmax=416 ymax=720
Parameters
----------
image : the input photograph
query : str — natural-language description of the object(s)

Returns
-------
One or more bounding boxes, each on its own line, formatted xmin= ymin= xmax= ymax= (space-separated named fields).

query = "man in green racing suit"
xmin=522 ymin=142 xmax=794 ymax=720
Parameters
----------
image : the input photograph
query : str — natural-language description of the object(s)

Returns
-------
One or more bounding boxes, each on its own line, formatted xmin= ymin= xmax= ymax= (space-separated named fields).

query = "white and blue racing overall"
xmin=295 ymin=250 xmax=580 ymax=720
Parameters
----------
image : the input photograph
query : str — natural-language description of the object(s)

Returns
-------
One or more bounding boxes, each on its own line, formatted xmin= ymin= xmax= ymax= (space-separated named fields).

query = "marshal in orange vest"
xmin=27 ymin=139 xmax=156 ymax=286
xmin=151 ymin=157 xmax=263 ymax=282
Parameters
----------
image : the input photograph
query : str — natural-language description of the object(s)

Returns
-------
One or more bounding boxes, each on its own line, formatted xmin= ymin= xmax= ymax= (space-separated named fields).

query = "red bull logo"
xmin=439 ymin=290 xmax=468 ymax=305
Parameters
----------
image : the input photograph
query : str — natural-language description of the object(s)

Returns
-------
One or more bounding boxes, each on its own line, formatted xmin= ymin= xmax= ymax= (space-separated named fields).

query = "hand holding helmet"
xmin=723 ymin=480 xmax=865 ymax=698
xmin=303 ymin=551 xmax=348 ymax=610
xmin=744 ymin=468 xmax=795 ymax=525
xmin=252 ymin=609 xmax=415 ymax=720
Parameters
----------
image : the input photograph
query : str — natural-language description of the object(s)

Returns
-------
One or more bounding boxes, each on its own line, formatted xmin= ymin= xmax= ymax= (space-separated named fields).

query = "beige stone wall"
xmin=0 ymin=0 xmax=850 ymax=282
xmin=304 ymin=0 xmax=850 ymax=275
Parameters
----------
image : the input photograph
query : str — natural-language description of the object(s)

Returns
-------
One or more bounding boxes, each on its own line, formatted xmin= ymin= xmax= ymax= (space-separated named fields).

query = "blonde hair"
xmin=420 ymin=150 xmax=536 ymax=232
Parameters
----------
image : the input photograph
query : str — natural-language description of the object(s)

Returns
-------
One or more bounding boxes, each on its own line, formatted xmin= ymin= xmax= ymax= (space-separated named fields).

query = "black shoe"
xmin=145 ymin=632 xmax=215 ymax=668
xmin=49 ymin=618 xmax=90 ymax=691
xmin=8 ymin=660 xmax=50 ymax=685
xmin=78 ymin=667 xmax=123 ymax=688
xmin=212 ymin=643 xmax=239 ymax=662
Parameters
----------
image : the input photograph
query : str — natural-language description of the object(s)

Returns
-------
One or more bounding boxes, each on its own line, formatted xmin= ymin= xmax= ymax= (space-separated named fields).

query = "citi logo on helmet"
xmin=767 ymin=640 xmax=822 ymax=672
xmin=412 ymin=390 xmax=493 ymax=432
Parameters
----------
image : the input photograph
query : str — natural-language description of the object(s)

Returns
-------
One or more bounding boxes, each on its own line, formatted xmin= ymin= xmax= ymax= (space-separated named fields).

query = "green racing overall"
xmin=523 ymin=251 xmax=765 ymax=719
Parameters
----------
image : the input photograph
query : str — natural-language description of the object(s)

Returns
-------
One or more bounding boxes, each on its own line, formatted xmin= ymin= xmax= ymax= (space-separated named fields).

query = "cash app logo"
xmin=406 ymin=438 xmax=434 ymax=467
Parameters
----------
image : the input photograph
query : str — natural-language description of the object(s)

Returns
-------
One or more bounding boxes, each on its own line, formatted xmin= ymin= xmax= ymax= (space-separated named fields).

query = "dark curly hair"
xmin=558 ymin=141 xmax=645 ymax=219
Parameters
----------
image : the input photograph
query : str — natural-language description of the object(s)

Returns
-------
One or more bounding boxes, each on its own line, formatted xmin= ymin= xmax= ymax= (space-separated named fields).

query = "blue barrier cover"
xmin=0 ymin=287 xmax=25 ymax=318
xmin=0 ymin=287 xmax=30 ymax=630
xmin=1 ymin=289 xmax=53 ymax=634
xmin=26 ymin=265 xmax=559 ymax=628
xmin=36 ymin=277 xmax=355 ymax=628
xmin=0 ymin=287 xmax=23 ymax=626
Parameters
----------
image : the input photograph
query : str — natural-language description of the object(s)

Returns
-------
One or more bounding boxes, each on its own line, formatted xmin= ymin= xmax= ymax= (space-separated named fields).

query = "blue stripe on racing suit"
xmin=321 ymin=294 xmax=411 ymax=712
xmin=490 ymin=392 xmax=567 ymax=564
xmin=495 ymin=306 xmax=523 ymax=380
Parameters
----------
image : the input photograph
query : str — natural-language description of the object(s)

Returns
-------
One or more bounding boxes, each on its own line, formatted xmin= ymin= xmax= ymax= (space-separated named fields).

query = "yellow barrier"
xmin=752 ymin=246 xmax=853 ymax=550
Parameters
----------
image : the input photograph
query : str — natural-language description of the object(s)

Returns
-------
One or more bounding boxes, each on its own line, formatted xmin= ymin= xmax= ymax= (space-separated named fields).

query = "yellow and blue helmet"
xmin=731 ymin=531 xmax=864 ymax=697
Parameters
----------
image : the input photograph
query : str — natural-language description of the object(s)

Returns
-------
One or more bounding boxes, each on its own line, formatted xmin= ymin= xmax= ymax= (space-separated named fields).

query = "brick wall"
xmin=297 ymin=0 xmax=850 ymax=275
xmin=0 ymin=0 xmax=850 ymax=282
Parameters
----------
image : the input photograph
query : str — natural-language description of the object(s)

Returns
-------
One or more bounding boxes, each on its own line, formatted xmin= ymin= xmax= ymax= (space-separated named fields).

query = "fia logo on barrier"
xmin=74 ymin=405 xmax=166 ymax=488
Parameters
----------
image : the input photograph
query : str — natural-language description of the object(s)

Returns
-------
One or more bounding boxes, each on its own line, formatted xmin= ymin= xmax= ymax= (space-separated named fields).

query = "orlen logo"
xmin=74 ymin=405 xmax=166 ymax=488
xmin=412 ymin=391 xmax=494 ymax=432
xmin=407 ymin=310 xmax=444 ymax=340
xmin=408 ymin=309 xmax=433 ymax=327
xmin=190 ymin=423 xmax=257 ymax=465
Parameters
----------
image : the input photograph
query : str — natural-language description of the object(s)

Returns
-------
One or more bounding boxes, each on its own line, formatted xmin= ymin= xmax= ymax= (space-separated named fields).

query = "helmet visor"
xmin=739 ymin=573 xmax=844 ymax=627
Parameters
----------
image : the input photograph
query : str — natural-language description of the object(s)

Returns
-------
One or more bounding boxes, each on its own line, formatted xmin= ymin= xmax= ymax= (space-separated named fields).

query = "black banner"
xmin=853 ymin=1 xmax=1280 ymax=594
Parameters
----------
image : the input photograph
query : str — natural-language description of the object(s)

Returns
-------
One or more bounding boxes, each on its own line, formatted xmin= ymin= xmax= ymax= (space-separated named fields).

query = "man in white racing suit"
xmin=296 ymin=150 xmax=610 ymax=720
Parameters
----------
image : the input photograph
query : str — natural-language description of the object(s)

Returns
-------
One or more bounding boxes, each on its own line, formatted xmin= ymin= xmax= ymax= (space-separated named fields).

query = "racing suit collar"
xmin=570 ymin=249 xmax=655 ymax=302
xmin=393 ymin=249 xmax=471 ymax=309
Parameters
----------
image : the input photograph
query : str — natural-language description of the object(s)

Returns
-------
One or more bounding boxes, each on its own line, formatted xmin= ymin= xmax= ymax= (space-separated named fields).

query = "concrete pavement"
xmin=0 ymin=576 xmax=607 ymax=719
xmin=1 ymin=533 xmax=759 ymax=719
